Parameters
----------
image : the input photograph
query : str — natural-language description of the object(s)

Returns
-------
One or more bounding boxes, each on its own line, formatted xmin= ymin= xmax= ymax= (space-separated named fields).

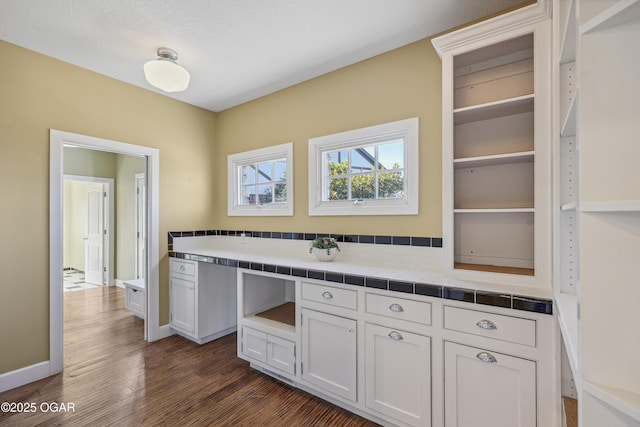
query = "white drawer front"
xmin=301 ymin=282 xmax=357 ymax=310
xmin=125 ymin=286 xmax=145 ymax=317
xmin=443 ymin=306 xmax=536 ymax=347
xmin=170 ymin=259 xmax=196 ymax=277
xmin=366 ymin=293 xmax=432 ymax=325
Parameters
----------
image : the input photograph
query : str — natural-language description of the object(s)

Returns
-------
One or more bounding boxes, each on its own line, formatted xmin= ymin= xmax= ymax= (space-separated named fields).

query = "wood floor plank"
xmin=0 ymin=287 xmax=378 ymax=426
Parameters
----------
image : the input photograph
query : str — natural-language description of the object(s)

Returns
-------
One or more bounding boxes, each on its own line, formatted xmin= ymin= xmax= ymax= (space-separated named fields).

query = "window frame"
xmin=228 ymin=142 xmax=294 ymax=216
xmin=308 ymin=117 xmax=419 ymax=216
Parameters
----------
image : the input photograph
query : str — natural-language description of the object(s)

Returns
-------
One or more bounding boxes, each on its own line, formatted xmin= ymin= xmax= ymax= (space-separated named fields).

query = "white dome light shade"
xmin=143 ymin=47 xmax=190 ymax=93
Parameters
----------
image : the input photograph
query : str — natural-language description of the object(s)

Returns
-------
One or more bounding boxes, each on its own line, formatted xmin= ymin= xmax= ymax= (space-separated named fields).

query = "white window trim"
xmin=308 ymin=117 xmax=419 ymax=216
xmin=228 ymin=142 xmax=294 ymax=216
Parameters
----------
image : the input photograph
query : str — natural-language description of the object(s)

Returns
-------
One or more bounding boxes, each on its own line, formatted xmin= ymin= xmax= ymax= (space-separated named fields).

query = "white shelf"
xmin=580 ymin=0 xmax=640 ymax=34
xmin=555 ymin=292 xmax=579 ymax=385
xmin=243 ymin=315 xmax=296 ymax=339
xmin=560 ymin=91 xmax=577 ymax=137
xmin=454 ymin=208 xmax=534 ymax=214
xmin=580 ymin=200 xmax=640 ymax=213
xmin=559 ymin=0 xmax=577 ymax=63
xmin=453 ymin=151 xmax=534 ymax=169
xmin=454 ymin=94 xmax=534 ymax=125
xmin=561 ymin=202 xmax=577 ymax=211
xmin=583 ymin=381 xmax=640 ymax=422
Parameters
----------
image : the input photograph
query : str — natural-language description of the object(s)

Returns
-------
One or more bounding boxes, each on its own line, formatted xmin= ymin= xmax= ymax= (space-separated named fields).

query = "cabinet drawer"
xmin=301 ymin=282 xmax=357 ymax=310
xmin=170 ymin=259 xmax=196 ymax=277
xmin=443 ymin=306 xmax=536 ymax=347
xmin=366 ymin=293 xmax=431 ymax=325
xmin=125 ymin=286 xmax=145 ymax=317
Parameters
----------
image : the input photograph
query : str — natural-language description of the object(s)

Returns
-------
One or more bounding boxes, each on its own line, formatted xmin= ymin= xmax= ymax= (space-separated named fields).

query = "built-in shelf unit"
xmin=433 ymin=1 xmax=552 ymax=287
xmin=554 ymin=0 xmax=640 ymax=424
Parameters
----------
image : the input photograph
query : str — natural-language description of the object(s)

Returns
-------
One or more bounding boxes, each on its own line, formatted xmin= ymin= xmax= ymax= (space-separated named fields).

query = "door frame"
xmin=134 ymin=172 xmax=145 ymax=280
xmin=64 ymin=175 xmax=115 ymax=287
xmin=50 ymin=129 xmax=161 ymax=375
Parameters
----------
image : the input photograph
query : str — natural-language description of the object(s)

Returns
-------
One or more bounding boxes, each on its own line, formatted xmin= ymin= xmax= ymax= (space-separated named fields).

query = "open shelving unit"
xmin=434 ymin=8 xmax=553 ymax=285
xmin=553 ymin=0 xmax=640 ymax=424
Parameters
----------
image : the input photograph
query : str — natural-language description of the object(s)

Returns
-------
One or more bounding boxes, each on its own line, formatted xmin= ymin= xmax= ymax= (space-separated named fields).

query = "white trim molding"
xmin=227 ymin=142 xmax=294 ymax=216
xmin=0 ymin=361 xmax=51 ymax=393
xmin=49 ymin=129 xmax=162 ymax=381
xmin=308 ymin=117 xmax=419 ymax=216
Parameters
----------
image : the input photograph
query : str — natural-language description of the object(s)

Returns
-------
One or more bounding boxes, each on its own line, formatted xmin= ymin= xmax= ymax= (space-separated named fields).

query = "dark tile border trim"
xmin=169 ymin=251 xmax=553 ymax=315
xmin=168 ymin=230 xmax=443 ymax=248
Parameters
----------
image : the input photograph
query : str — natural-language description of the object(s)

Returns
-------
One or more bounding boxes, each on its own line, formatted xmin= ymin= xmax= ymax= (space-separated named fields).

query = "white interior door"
xmin=135 ymin=173 xmax=146 ymax=279
xmin=84 ymin=182 xmax=104 ymax=285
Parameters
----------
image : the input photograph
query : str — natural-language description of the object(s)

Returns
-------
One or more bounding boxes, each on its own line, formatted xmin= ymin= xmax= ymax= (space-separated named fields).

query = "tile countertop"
xmin=171 ymin=235 xmax=553 ymax=304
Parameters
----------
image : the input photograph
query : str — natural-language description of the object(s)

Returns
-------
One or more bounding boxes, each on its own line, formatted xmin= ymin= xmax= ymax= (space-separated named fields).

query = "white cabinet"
xmin=241 ymin=326 xmax=296 ymax=376
xmin=237 ymin=270 xmax=297 ymax=380
xmin=432 ymin=2 xmax=552 ymax=286
xmin=170 ymin=274 xmax=196 ymax=334
xmin=169 ymin=258 xmax=237 ymax=344
xmin=124 ymin=278 xmax=145 ymax=319
xmin=301 ymin=308 xmax=357 ymax=402
xmin=365 ymin=323 xmax=431 ymax=427
xmin=444 ymin=341 xmax=536 ymax=427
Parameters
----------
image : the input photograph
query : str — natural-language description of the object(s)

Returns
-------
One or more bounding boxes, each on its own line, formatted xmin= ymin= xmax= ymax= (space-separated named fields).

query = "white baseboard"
xmin=150 ymin=324 xmax=175 ymax=342
xmin=115 ymin=279 xmax=125 ymax=289
xmin=0 ymin=361 xmax=52 ymax=393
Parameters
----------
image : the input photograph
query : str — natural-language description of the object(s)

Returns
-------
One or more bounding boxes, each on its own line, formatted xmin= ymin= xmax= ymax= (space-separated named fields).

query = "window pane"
xmin=274 ymin=182 xmax=287 ymax=202
xmin=327 ymin=150 xmax=348 ymax=176
xmin=257 ymin=183 xmax=272 ymax=204
xmin=350 ymin=146 xmax=375 ymax=173
xmin=242 ymin=165 xmax=256 ymax=184
xmin=378 ymin=171 xmax=404 ymax=198
xmin=351 ymin=173 xmax=375 ymax=200
xmin=328 ymin=177 xmax=348 ymax=200
xmin=274 ymin=160 xmax=287 ymax=182
xmin=241 ymin=185 xmax=256 ymax=205
xmin=257 ymin=162 xmax=272 ymax=183
xmin=378 ymin=140 xmax=404 ymax=170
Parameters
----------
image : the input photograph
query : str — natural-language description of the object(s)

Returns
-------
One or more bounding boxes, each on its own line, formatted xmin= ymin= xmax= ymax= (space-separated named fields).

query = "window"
xmin=228 ymin=143 xmax=293 ymax=216
xmin=308 ymin=118 xmax=419 ymax=216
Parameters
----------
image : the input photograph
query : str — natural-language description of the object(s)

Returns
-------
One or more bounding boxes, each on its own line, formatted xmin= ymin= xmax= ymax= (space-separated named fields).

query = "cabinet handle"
xmin=389 ymin=303 xmax=404 ymax=313
xmin=476 ymin=352 xmax=497 ymax=363
xmin=179 ymin=265 xmax=185 ymax=271
xmin=476 ymin=319 xmax=497 ymax=330
xmin=321 ymin=291 xmax=333 ymax=299
xmin=388 ymin=331 xmax=403 ymax=341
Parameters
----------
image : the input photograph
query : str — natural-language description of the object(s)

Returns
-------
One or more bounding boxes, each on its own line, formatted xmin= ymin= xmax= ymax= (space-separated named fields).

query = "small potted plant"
xmin=309 ymin=236 xmax=340 ymax=262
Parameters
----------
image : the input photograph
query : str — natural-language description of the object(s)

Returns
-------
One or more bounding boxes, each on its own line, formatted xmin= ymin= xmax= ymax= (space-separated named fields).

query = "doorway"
xmin=63 ymin=176 xmax=115 ymax=290
xmin=49 ymin=129 xmax=161 ymax=376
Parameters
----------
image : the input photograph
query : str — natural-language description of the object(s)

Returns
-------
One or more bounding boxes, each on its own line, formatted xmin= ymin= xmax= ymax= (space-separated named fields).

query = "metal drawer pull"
xmin=321 ymin=291 xmax=333 ymax=299
xmin=388 ymin=331 xmax=403 ymax=341
xmin=476 ymin=319 xmax=497 ymax=330
xmin=389 ymin=303 xmax=404 ymax=313
xmin=179 ymin=265 xmax=185 ymax=271
xmin=476 ymin=352 xmax=497 ymax=363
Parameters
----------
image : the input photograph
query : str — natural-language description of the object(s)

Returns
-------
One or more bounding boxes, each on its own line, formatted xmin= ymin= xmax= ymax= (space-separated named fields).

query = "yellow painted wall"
xmin=0 ymin=1 xmax=532 ymax=378
xmin=215 ymin=39 xmax=442 ymax=236
xmin=0 ymin=40 xmax=217 ymax=374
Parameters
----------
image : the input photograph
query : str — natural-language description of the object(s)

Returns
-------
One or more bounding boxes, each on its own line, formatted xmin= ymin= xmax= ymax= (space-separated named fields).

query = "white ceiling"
xmin=0 ymin=0 xmax=528 ymax=112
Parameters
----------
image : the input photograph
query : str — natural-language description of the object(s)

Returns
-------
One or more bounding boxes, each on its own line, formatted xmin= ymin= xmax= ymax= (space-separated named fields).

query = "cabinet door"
xmin=365 ymin=323 xmax=431 ymax=427
xmin=242 ymin=326 xmax=267 ymax=363
xmin=267 ymin=335 xmax=295 ymax=375
xmin=301 ymin=308 xmax=357 ymax=401
xmin=444 ymin=341 xmax=536 ymax=427
xmin=170 ymin=276 xmax=196 ymax=334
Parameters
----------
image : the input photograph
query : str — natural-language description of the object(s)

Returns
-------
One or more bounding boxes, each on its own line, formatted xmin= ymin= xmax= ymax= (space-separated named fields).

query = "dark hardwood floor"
xmin=0 ymin=286 xmax=378 ymax=426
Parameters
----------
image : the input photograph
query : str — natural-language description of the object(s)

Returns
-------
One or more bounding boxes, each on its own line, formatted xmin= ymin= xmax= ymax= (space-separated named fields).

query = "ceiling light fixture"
xmin=143 ymin=47 xmax=190 ymax=93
